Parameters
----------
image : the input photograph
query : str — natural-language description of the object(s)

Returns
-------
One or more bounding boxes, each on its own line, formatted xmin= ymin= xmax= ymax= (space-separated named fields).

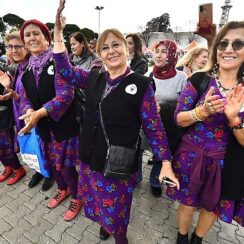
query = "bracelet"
xmin=229 ymin=119 xmax=244 ymax=131
xmin=229 ymin=117 xmax=242 ymax=127
xmin=190 ymin=109 xmax=198 ymax=122
xmin=195 ymin=107 xmax=205 ymax=121
xmin=191 ymin=108 xmax=204 ymax=122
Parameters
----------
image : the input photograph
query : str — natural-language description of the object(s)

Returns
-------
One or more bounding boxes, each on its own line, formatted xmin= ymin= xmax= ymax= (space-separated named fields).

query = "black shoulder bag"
xmin=98 ymin=102 xmax=139 ymax=180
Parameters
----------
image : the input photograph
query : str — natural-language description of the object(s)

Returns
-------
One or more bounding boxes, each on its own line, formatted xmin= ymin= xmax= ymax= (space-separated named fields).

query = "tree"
xmin=80 ymin=28 xmax=97 ymax=41
xmin=146 ymin=13 xmax=172 ymax=33
xmin=3 ymin=13 xmax=24 ymax=29
xmin=138 ymin=26 xmax=152 ymax=47
xmin=0 ymin=17 xmax=6 ymax=35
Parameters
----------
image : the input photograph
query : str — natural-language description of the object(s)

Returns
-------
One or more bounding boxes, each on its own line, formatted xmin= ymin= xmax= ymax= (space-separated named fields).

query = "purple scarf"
xmin=13 ymin=61 xmax=29 ymax=132
xmin=103 ymin=66 xmax=131 ymax=98
xmin=27 ymin=48 xmax=53 ymax=86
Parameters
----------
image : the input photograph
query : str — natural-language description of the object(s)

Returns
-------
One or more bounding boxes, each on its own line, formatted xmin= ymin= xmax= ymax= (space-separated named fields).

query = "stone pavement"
xmin=0 ymin=153 xmax=244 ymax=244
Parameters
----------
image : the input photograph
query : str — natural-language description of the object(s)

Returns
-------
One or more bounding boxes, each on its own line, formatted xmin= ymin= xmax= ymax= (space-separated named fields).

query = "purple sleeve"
xmin=42 ymin=71 xmax=75 ymax=122
xmin=174 ymin=81 xmax=199 ymax=125
xmin=18 ymin=80 xmax=34 ymax=114
xmin=53 ymin=52 xmax=90 ymax=89
xmin=140 ymin=85 xmax=171 ymax=161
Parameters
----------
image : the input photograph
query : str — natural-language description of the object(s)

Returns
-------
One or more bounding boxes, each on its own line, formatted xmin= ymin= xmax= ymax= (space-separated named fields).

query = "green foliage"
xmin=80 ymin=28 xmax=98 ymax=41
xmin=0 ymin=18 xmax=6 ymax=34
xmin=46 ymin=22 xmax=54 ymax=31
xmin=3 ymin=13 xmax=24 ymax=29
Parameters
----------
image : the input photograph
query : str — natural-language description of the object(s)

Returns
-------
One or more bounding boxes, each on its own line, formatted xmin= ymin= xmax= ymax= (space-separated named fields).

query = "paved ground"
xmin=0 ymin=153 xmax=244 ymax=244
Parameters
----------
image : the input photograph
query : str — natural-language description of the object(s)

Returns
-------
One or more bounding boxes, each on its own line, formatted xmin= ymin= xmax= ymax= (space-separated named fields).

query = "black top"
xmin=21 ymin=61 xmax=79 ymax=142
xmin=0 ymin=83 xmax=14 ymax=130
xmin=79 ymin=71 xmax=150 ymax=172
xmin=130 ymin=56 xmax=148 ymax=75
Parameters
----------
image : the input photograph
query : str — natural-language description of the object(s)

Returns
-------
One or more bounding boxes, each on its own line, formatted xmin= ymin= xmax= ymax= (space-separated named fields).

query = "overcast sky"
xmin=0 ymin=0 xmax=243 ymax=33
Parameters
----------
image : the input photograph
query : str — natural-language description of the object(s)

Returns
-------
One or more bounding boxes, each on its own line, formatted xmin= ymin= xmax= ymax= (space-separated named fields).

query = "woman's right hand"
xmin=55 ymin=0 xmax=66 ymax=32
xmin=158 ymin=161 xmax=180 ymax=190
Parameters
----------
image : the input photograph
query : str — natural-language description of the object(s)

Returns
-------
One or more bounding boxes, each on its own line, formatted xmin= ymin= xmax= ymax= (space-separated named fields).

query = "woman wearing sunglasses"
xmin=161 ymin=21 xmax=244 ymax=244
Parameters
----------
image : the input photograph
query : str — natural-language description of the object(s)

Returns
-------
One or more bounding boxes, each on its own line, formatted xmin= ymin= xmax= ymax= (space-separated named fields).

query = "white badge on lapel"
xmin=47 ymin=65 xmax=54 ymax=75
xmin=125 ymin=84 xmax=137 ymax=95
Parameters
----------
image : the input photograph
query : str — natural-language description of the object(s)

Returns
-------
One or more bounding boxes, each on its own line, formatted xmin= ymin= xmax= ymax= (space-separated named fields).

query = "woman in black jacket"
xmin=126 ymin=33 xmax=148 ymax=75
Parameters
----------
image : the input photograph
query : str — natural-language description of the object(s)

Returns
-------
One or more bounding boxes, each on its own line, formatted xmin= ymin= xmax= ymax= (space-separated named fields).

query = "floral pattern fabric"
xmin=18 ymin=51 xmax=80 ymax=169
xmin=54 ymin=52 xmax=171 ymax=233
xmin=166 ymin=78 xmax=244 ymax=226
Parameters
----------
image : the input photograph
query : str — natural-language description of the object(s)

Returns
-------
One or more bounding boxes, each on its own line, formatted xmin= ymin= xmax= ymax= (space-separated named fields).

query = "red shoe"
xmin=0 ymin=166 xmax=13 ymax=182
xmin=64 ymin=199 xmax=82 ymax=221
xmin=47 ymin=188 xmax=70 ymax=209
xmin=6 ymin=166 xmax=26 ymax=185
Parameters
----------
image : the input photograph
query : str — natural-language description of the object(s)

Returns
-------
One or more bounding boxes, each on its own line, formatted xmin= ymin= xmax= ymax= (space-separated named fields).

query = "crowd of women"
xmin=0 ymin=0 xmax=244 ymax=243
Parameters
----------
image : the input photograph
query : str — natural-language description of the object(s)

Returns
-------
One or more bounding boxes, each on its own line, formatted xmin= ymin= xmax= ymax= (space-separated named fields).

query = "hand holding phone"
xmin=162 ymin=177 xmax=177 ymax=187
xmin=198 ymin=3 xmax=213 ymax=34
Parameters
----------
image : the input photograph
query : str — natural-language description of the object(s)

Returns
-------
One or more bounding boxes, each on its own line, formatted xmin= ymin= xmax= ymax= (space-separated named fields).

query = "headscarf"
xmin=20 ymin=19 xmax=52 ymax=44
xmin=153 ymin=40 xmax=178 ymax=80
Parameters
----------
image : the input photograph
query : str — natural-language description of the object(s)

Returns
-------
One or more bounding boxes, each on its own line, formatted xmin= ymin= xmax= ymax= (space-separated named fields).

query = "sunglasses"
xmin=217 ymin=39 xmax=244 ymax=51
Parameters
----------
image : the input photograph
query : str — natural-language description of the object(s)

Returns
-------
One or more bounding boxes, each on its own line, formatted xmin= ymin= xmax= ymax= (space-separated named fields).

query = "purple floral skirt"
xmin=77 ymin=162 xmax=137 ymax=235
xmin=166 ymin=150 xmax=244 ymax=227
xmin=0 ymin=128 xmax=18 ymax=162
xmin=41 ymin=132 xmax=80 ymax=170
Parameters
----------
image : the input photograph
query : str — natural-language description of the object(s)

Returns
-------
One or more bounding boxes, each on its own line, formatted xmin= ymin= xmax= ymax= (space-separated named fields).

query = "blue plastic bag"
xmin=18 ymin=128 xmax=50 ymax=177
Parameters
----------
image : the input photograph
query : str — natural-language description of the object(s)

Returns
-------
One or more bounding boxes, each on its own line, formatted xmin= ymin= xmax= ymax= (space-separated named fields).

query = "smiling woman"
xmin=166 ymin=21 xmax=244 ymax=243
xmin=51 ymin=1 xmax=178 ymax=243
xmin=17 ymin=19 xmax=82 ymax=221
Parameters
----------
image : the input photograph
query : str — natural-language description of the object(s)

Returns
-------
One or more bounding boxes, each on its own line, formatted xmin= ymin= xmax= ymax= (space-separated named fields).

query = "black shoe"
xmin=41 ymin=177 xmax=54 ymax=191
xmin=177 ymin=232 xmax=189 ymax=244
xmin=28 ymin=172 xmax=43 ymax=188
xmin=99 ymin=226 xmax=110 ymax=240
xmin=190 ymin=231 xmax=202 ymax=244
xmin=151 ymin=186 xmax=162 ymax=198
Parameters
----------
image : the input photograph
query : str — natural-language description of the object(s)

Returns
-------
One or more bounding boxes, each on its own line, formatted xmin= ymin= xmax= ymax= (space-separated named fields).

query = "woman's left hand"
xmin=18 ymin=108 xmax=48 ymax=135
xmin=224 ymin=84 xmax=244 ymax=122
xmin=158 ymin=160 xmax=180 ymax=190
xmin=0 ymin=71 xmax=11 ymax=88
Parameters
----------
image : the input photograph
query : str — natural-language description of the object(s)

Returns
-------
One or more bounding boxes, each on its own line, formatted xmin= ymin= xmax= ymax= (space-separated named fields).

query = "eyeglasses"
xmin=100 ymin=42 xmax=122 ymax=53
xmin=217 ymin=39 xmax=244 ymax=51
xmin=6 ymin=45 xmax=25 ymax=50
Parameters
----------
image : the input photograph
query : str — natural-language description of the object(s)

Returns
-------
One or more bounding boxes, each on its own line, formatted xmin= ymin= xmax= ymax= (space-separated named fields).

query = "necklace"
xmin=216 ymin=79 xmax=237 ymax=97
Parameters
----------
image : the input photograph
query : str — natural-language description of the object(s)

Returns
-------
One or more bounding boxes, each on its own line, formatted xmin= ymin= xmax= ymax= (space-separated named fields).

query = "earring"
xmin=211 ymin=62 xmax=219 ymax=77
xmin=242 ymin=71 xmax=244 ymax=82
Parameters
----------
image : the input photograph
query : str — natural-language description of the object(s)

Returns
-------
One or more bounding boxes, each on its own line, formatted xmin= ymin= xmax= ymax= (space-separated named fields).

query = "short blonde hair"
xmin=4 ymin=31 xmax=22 ymax=44
xmin=176 ymin=47 xmax=208 ymax=69
xmin=96 ymin=28 xmax=127 ymax=56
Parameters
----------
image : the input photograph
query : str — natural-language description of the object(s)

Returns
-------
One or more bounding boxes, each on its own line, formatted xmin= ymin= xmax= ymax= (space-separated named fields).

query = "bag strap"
xmin=189 ymin=72 xmax=211 ymax=98
xmin=98 ymin=102 xmax=110 ymax=147
xmin=98 ymin=101 xmax=140 ymax=149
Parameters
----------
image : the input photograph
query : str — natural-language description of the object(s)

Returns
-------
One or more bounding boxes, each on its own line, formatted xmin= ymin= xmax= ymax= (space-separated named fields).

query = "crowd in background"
xmin=0 ymin=1 xmax=244 ymax=244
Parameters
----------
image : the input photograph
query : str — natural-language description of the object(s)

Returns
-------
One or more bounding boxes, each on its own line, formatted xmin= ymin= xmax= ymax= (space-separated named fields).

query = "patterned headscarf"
xmin=153 ymin=39 xmax=179 ymax=80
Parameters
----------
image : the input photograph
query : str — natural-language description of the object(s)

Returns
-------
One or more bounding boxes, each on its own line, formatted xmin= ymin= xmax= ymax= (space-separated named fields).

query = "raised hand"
xmin=224 ymin=84 xmax=244 ymax=122
xmin=55 ymin=0 xmax=66 ymax=32
xmin=202 ymin=86 xmax=226 ymax=116
xmin=0 ymin=71 xmax=11 ymax=89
